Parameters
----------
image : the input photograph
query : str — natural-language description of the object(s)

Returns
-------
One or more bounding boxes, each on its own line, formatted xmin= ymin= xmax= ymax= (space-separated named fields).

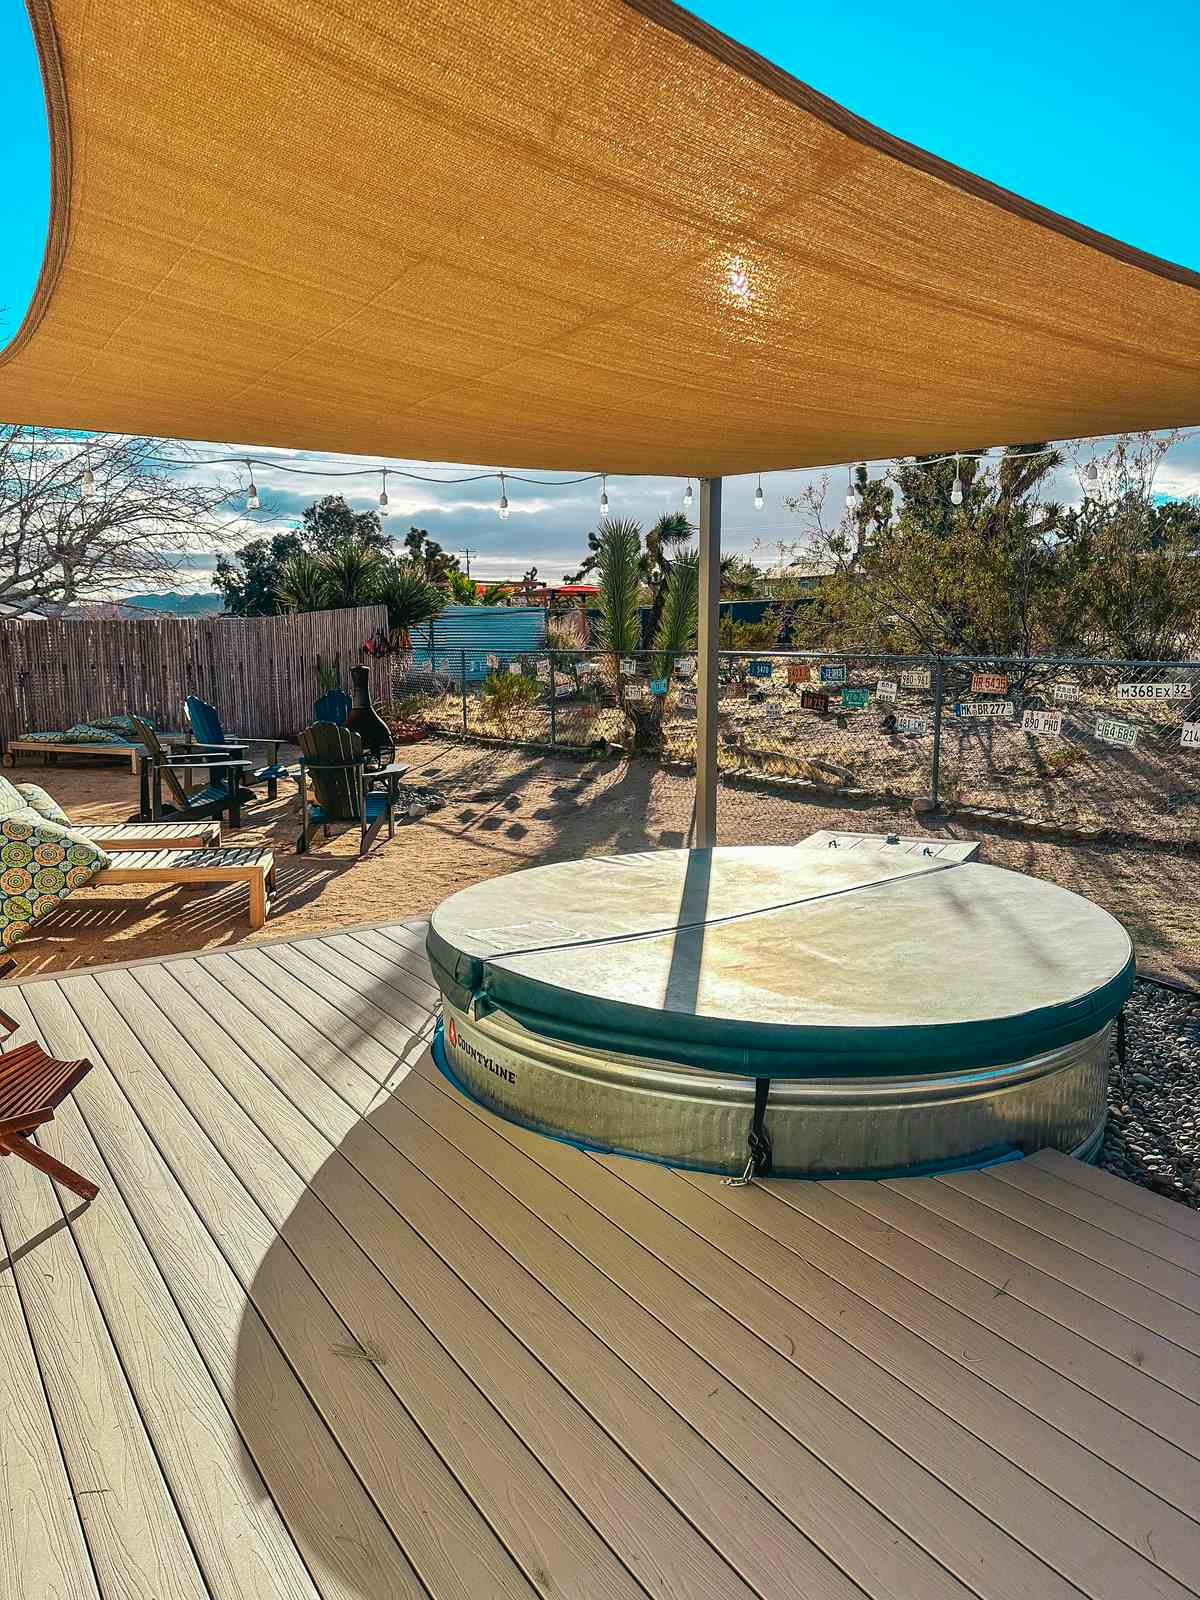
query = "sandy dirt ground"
xmin=2 ymin=737 xmax=1196 ymax=985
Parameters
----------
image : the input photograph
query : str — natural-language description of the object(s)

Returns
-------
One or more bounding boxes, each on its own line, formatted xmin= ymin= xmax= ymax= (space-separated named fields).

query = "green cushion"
xmin=0 ymin=813 xmax=111 ymax=952
xmin=15 ymin=783 xmax=72 ymax=825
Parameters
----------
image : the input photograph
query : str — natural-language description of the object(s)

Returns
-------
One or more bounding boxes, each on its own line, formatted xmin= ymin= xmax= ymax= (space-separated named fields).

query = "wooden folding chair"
xmin=0 ymin=957 xmax=16 ymax=1038
xmin=0 ymin=1038 xmax=99 ymax=1201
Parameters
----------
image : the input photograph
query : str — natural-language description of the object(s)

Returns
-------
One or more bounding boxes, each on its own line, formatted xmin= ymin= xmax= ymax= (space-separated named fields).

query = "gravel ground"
xmin=1101 ymin=979 xmax=1200 ymax=1208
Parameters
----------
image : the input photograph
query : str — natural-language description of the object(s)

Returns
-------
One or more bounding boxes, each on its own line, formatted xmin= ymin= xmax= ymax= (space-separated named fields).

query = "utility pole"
xmin=462 ymin=547 xmax=472 ymax=577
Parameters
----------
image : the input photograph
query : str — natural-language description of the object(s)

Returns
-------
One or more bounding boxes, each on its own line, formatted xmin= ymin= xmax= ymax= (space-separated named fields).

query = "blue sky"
xmin=1 ymin=0 xmax=1198 ymax=587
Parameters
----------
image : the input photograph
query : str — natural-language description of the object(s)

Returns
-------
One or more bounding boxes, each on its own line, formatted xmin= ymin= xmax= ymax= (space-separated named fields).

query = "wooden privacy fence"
xmin=0 ymin=606 xmax=390 ymax=748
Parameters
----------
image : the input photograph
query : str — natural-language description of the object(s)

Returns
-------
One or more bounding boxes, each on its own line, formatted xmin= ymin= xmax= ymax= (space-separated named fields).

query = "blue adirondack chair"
xmin=184 ymin=695 xmax=288 ymax=800
xmin=313 ymin=688 xmax=352 ymax=726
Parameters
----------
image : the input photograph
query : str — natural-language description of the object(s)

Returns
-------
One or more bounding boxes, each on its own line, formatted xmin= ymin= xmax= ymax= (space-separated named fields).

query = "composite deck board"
xmin=189 ymin=963 xmax=852 ymax=1598
xmin=986 ymin=1159 xmax=1200 ymax=1272
xmin=394 ymin=1051 xmax=1193 ymax=1599
xmin=737 ymin=1169 xmax=1200 ymax=1461
xmin=12 ymin=979 xmax=433 ymax=1600
xmin=0 ymin=1111 xmax=210 ymax=1600
xmin=2 ymin=924 xmax=1199 ymax=1600
xmin=834 ymin=1177 xmax=1200 ymax=1403
xmin=1027 ymin=1148 xmax=1200 ymax=1242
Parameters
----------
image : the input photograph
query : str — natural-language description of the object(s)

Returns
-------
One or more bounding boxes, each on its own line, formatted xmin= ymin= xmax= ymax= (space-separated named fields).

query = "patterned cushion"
xmin=64 ymin=722 xmax=134 ymax=746
xmin=15 ymin=784 xmax=72 ymax=825
xmin=0 ymin=777 xmax=27 ymax=823
xmin=91 ymin=714 xmax=156 ymax=737
xmin=0 ymin=814 xmax=111 ymax=951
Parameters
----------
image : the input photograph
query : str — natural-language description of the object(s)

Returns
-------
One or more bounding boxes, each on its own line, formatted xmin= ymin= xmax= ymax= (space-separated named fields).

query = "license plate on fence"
xmin=1022 ymin=710 xmax=1063 ymax=735
xmin=876 ymin=680 xmax=897 ymax=700
xmin=971 ymin=672 xmax=1009 ymax=694
xmin=955 ymin=701 xmax=1015 ymax=719
xmin=1096 ymin=716 xmax=1138 ymax=747
xmin=819 ymin=663 xmax=848 ymax=684
xmin=901 ymin=669 xmax=931 ymax=689
xmin=749 ymin=660 xmax=773 ymax=678
xmin=649 ymin=678 xmax=668 ymax=695
xmin=1115 ymin=681 xmax=1192 ymax=701
xmin=676 ymin=656 xmax=695 ymax=676
xmin=1052 ymin=682 xmax=1081 ymax=702
xmin=1183 ymin=722 xmax=1200 ymax=748
xmin=787 ymin=664 xmax=810 ymax=683
xmin=620 ymin=658 xmax=636 ymax=676
xmin=801 ymin=689 xmax=830 ymax=713
xmin=896 ymin=714 xmax=927 ymax=734
xmin=840 ymin=687 xmax=869 ymax=709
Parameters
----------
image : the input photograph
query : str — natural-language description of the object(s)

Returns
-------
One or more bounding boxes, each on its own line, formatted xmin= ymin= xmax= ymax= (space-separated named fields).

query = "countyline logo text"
xmin=446 ymin=1014 xmax=517 ymax=1084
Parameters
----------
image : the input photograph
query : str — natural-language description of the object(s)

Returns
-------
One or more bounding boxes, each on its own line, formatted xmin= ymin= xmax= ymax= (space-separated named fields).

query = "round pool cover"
xmin=429 ymin=845 xmax=1133 ymax=1076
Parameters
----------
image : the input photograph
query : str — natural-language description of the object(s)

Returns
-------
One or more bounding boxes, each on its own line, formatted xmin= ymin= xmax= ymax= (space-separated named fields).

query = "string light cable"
xmin=63 ymin=435 xmax=1193 ymax=513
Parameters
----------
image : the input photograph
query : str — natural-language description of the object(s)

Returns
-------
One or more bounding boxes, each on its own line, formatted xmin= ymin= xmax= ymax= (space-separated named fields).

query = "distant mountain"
xmin=123 ymin=591 xmax=225 ymax=617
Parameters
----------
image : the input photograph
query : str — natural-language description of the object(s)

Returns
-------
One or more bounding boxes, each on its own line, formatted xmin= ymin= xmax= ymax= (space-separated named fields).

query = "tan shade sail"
xmin=4 ymin=0 xmax=1199 ymax=475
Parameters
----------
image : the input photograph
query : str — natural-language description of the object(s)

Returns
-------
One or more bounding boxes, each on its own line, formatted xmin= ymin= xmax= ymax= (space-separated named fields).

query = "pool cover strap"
xmin=747 ymin=1075 xmax=773 ymax=1177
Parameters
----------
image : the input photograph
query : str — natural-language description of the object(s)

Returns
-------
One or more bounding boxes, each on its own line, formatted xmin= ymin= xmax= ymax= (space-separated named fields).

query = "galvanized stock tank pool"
xmin=427 ymin=836 xmax=1134 ymax=1178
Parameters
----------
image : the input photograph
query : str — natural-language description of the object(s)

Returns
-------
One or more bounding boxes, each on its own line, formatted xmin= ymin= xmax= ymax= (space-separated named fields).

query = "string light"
xmin=378 ymin=470 xmax=389 ymax=514
xmin=600 ymin=472 xmax=609 ymax=516
xmin=950 ymin=454 xmax=964 ymax=506
xmin=245 ymin=460 xmax=260 ymax=512
xmin=1083 ymin=461 xmax=1100 ymax=500
xmin=498 ymin=471 xmax=509 ymax=520
xmin=845 ymin=464 xmax=862 ymax=513
xmin=80 ymin=449 xmax=95 ymax=501
xmin=683 ymin=478 xmax=693 ymax=511
xmin=754 ymin=475 xmax=764 ymax=511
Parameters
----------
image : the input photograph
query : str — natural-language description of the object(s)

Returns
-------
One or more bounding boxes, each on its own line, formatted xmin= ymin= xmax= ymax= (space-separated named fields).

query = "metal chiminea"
xmin=346 ymin=663 xmax=394 ymax=767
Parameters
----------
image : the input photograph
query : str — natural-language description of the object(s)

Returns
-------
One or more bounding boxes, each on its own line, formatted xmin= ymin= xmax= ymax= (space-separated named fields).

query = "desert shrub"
xmin=481 ymin=670 xmax=539 ymax=738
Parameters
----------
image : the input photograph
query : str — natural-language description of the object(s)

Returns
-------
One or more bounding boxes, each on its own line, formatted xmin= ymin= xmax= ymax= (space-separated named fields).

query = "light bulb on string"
xmin=1083 ymin=461 xmax=1099 ymax=501
xmin=80 ymin=449 xmax=95 ymax=501
xmin=245 ymin=460 xmax=260 ymax=512
xmin=845 ymin=464 xmax=861 ymax=513
xmin=378 ymin=471 xmax=389 ymax=514
xmin=498 ymin=472 xmax=509 ymax=520
xmin=754 ymin=476 xmax=764 ymax=511
xmin=600 ymin=473 xmax=609 ymax=516
xmin=950 ymin=455 xmax=963 ymax=507
xmin=683 ymin=478 xmax=693 ymax=511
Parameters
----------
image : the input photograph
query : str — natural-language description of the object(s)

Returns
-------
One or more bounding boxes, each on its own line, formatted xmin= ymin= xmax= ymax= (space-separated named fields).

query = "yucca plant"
xmin=374 ymin=557 xmax=445 ymax=649
xmin=276 ymin=550 xmax=331 ymax=612
xmin=594 ymin=517 xmax=642 ymax=655
xmin=651 ymin=550 xmax=698 ymax=678
xmin=320 ymin=538 xmax=386 ymax=608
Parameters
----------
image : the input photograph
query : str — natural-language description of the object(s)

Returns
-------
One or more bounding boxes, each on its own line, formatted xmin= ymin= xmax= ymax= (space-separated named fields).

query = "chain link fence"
xmin=385 ymin=648 xmax=1200 ymax=843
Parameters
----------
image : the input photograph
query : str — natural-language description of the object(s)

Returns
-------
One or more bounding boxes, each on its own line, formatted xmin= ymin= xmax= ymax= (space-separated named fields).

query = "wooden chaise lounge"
xmin=73 ymin=820 xmax=221 ymax=851
xmin=95 ymin=846 xmax=277 ymax=930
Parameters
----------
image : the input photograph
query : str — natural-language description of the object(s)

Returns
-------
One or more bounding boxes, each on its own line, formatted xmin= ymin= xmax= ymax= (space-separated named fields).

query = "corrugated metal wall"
xmin=412 ymin=607 xmax=547 ymax=680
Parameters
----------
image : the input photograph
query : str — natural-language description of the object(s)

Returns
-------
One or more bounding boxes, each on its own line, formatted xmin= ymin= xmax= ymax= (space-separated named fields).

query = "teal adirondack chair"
xmin=313 ymin=688 xmax=352 ymax=726
xmin=184 ymin=695 xmax=287 ymax=799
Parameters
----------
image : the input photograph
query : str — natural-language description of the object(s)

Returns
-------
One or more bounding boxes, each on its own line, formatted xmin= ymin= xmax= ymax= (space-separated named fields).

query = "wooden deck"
xmin=2 ymin=923 xmax=1199 ymax=1600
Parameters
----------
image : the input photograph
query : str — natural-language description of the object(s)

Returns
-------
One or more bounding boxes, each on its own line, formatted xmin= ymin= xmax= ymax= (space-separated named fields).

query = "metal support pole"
xmin=549 ymin=653 xmax=557 ymax=746
xmin=696 ymin=476 xmax=722 ymax=848
xmin=461 ymin=649 xmax=468 ymax=734
xmin=930 ymin=657 xmax=944 ymax=810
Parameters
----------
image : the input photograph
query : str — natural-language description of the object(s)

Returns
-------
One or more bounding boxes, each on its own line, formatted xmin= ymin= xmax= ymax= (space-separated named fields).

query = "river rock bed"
xmin=1099 ymin=977 xmax=1200 ymax=1209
